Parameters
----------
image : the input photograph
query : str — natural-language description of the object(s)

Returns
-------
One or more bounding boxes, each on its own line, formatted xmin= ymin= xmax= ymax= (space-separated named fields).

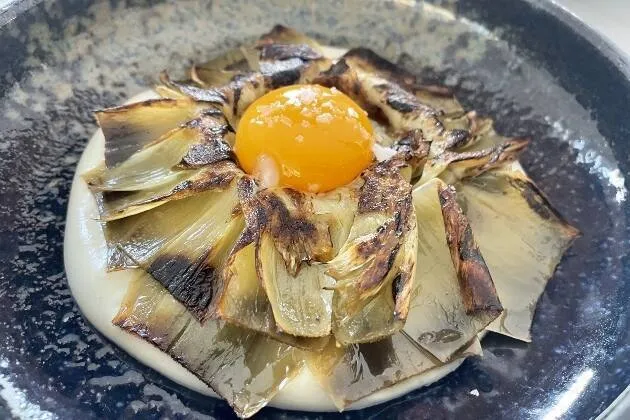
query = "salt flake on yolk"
xmin=234 ymin=84 xmax=374 ymax=193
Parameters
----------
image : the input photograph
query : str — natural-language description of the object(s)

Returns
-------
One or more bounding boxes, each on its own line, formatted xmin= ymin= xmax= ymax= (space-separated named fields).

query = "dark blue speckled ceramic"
xmin=0 ymin=0 xmax=629 ymax=418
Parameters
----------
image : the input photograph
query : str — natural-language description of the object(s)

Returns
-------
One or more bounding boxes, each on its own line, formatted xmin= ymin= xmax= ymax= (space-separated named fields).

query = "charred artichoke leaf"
xmin=113 ymin=272 xmax=303 ymax=419
xmin=218 ymin=241 xmax=330 ymax=350
xmin=105 ymin=176 xmax=243 ymax=319
xmin=420 ymin=111 xmax=529 ymax=185
xmin=440 ymin=111 xmax=491 ymax=151
xmin=95 ymin=98 xmax=212 ymax=168
xmin=320 ymin=49 xmax=526 ymax=185
xmin=421 ymin=137 xmax=529 ymax=186
xmin=305 ymin=332 xmax=482 ymax=410
xmin=159 ymin=36 xmax=329 ymax=125
xmin=256 ymin=42 xmax=331 ymax=91
xmin=84 ymin=128 xmax=197 ymax=193
xmin=257 ymin=233 xmax=332 ymax=337
xmin=94 ymin=161 xmax=241 ymax=221
xmin=257 ymin=24 xmax=325 ymax=54
xmin=406 ymin=178 xmax=501 ymax=362
xmin=457 ymin=171 xmax=579 ymax=342
xmin=341 ymin=48 xmax=464 ymax=116
xmin=192 ymin=46 xmax=260 ymax=87
xmin=253 ymin=188 xmax=335 ymax=338
xmin=216 ymin=179 xmax=348 ymax=344
xmin=318 ymin=56 xmax=451 ymax=148
xmin=85 ymin=110 xmax=233 ymax=192
xmin=328 ymin=160 xmax=417 ymax=345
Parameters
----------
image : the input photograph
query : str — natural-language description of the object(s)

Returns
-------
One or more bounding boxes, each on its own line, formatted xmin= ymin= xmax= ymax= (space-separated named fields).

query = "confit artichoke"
xmin=83 ymin=25 xmax=578 ymax=418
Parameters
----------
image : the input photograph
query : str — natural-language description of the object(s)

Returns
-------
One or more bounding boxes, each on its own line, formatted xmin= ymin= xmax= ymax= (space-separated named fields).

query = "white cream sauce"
xmin=64 ymin=47 xmax=467 ymax=412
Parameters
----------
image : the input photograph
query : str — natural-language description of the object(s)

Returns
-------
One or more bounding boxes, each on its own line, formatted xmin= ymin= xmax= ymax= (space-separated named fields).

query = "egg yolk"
xmin=234 ymin=84 xmax=374 ymax=193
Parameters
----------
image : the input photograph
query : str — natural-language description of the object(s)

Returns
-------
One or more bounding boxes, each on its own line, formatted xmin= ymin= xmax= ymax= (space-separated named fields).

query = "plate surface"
xmin=0 ymin=0 xmax=629 ymax=418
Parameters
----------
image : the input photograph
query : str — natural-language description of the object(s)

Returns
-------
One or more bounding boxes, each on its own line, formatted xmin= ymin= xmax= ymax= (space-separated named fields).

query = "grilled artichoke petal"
xmin=113 ymin=272 xmax=302 ymax=419
xmin=84 ymin=129 xmax=196 ymax=193
xmin=421 ymin=137 xmax=529 ymax=185
xmin=159 ymin=30 xmax=329 ymax=125
xmin=216 ymin=179 xmax=352 ymax=341
xmin=457 ymin=171 xmax=579 ymax=341
xmin=85 ymin=110 xmax=233 ymax=192
xmin=96 ymin=99 xmax=211 ymax=168
xmin=192 ymin=46 xmax=260 ymax=87
xmin=218 ymin=240 xmax=330 ymax=350
xmin=328 ymin=160 xmax=417 ymax=344
xmin=420 ymin=110 xmax=530 ymax=185
xmin=252 ymin=188 xmax=335 ymax=337
xmin=305 ymin=333 xmax=482 ymax=410
xmin=405 ymin=178 xmax=501 ymax=362
xmin=258 ymin=25 xmax=325 ymax=54
xmin=257 ymin=232 xmax=333 ymax=337
xmin=94 ymin=161 xmax=241 ymax=221
xmin=104 ymin=178 xmax=243 ymax=319
xmin=341 ymin=48 xmax=464 ymax=116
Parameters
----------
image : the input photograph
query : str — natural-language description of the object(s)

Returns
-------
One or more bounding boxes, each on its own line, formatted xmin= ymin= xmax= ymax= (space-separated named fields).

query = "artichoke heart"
xmin=328 ymin=159 xmax=417 ymax=345
xmin=457 ymin=170 xmax=579 ymax=341
xmin=113 ymin=272 xmax=303 ymax=419
xmin=216 ymin=178 xmax=352 ymax=344
xmin=253 ymin=188 xmax=336 ymax=338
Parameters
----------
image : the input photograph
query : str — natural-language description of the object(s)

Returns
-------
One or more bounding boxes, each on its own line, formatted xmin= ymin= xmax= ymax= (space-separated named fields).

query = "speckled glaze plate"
xmin=1 ymin=0 xmax=629 ymax=418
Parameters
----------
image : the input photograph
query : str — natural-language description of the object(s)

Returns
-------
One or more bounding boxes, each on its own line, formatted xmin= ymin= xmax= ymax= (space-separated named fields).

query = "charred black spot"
xmin=148 ymin=254 xmax=217 ymax=320
xmin=232 ymin=85 xmax=242 ymax=117
xmin=418 ymin=329 xmax=463 ymax=344
xmin=458 ymin=225 xmax=485 ymax=265
xmin=392 ymin=130 xmax=430 ymax=169
xmin=258 ymin=43 xmax=322 ymax=61
xmin=316 ymin=59 xmax=351 ymax=84
xmin=232 ymin=178 xmax=264 ymax=253
xmin=396 ymin=130 xmax=421 ymax=149
xmin=172 ymin=179 xmax=193 ymax=194
xmin=284 ymin=188 xmax=306 ymax=208
xmin=192 ymin=167 xmax=237 ymax=192
xmin=357 ymin=337 xmax=397 ymax=377
xmin=260 ymin=59 xmax=303 ymax=88
xmin=391 ymin=273 xmax=405 ymax=303
xmin=344 ymin=47 xmax=415 ymax=86
xmin=358 ymin=161 xmax=411 ymax=215
xmin=265 ymin=193 xmax=317 ymax=240
xmin=180 ymin=141 xmax=234 ymax=168
xmin=514 ymin=178 xmax=563 ymax=222
xmin=386 ymin=94 xmax=417 ymax=114
xmin=445 ymin=129 xmax=470 ymax=150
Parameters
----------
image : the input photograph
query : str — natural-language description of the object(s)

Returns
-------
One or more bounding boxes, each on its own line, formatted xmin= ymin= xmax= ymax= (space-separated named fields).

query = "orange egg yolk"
xmin=234 ymin=84 xmax=374 ymax=193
